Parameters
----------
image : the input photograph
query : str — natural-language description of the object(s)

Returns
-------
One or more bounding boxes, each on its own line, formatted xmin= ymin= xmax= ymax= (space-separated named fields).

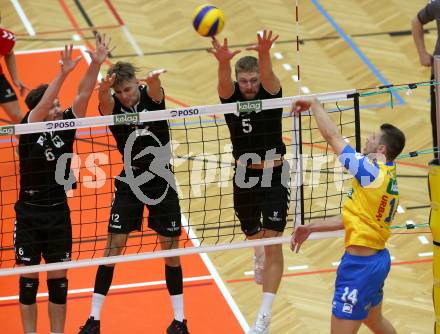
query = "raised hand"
xmin=291 ymin=98 xmax=316 ymax=116
xmin=246 ymin=30 xmax=278 ymax=54
xmin=87 ymin=33 xmax=112 ymax=65
xmin=207 ymin=37 xmax=241 ymax=63
xmin=98 ymin=73 xmax=116 ymax=92
xmin=140 ymin=68 xmax=167 ymax=87
xmin=290 ymin=225 xmax=312 ymax=253
xmin=59 ymin=44 xmax=82 ymax=75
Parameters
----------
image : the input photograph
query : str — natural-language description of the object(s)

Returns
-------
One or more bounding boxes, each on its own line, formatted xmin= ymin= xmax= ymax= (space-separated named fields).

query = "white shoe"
xmin=253 ymin=253 xmax=265 ymax=285
xmin=248 ymin=313 xmax=271 ymax=334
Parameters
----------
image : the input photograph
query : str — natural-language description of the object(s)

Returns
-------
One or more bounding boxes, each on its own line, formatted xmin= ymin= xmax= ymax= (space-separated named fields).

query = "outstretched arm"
xmin=292 ymin=98 xmax=347 ymax=156
xmin=98 ymin=73 xmax=116 ymax=116
xmin=207 ymin=37 xmax=241 ymax=99
xmin=291 ymin=216 xmax=343 ymax=253
xmin=141 ymin=69 xmax=167 ymax=103
xmin=28 ymin=45 xmax=81 ymax=123
xmin=246 ymin=30 xmax=280 ymax=95
xmin=73 ymin=33 xmax=111 ymax=118
xmin=411 ymin=16 xmax=432 ymax=67
xmin=4 ymin=51 xmax=28 ymax=96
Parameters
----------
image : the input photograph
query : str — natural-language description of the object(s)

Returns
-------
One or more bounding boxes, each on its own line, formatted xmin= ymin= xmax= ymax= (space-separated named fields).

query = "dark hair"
xmin=108 ymin=61 xmax=139 ymax=87
xmin=235 ymin=56 xmax=259 ymax=76
xmin=25 ymin=84 xmax=48 ymax=110
xmin=379 ymin=123 xmax=405 ymax=161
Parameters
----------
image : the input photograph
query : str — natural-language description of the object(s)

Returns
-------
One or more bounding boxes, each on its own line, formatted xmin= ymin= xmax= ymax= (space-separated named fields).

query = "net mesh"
xmin=0 ymin=92 xmax=358 ymax=275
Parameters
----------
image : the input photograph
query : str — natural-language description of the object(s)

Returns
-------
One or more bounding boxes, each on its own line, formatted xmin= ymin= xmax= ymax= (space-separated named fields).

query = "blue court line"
xmin=310 ymin=0 xmax=405 ymax=105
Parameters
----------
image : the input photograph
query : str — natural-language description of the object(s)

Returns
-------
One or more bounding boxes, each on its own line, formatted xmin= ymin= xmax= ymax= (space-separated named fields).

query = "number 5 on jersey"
xmin=242 ymin=118 xmax=252 ymax=133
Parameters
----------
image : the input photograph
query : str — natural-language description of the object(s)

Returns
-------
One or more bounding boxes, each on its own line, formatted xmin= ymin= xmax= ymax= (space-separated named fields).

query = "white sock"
xmin=254 ymin=246 xmax=265 ymax=258
xmin=50 ymin=332 xmax=63 ymax=334
xmin=259 ymin=292 xmax=275 ymax=315
xmin=90 ymin=293 xmax=106 ymax=320
xmin=171 ymin=294 xmax=184 ymax=322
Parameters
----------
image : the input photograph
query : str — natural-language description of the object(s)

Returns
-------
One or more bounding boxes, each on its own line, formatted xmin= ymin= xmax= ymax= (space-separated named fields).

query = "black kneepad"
xmin=47 ymin=277 xmax=68 ymax=304
xmin=19 ymin=277 xmax=39 ymax=305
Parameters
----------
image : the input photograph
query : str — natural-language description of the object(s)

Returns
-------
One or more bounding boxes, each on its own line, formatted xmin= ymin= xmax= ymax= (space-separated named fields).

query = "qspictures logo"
xmin=0 ymin=125 xmax=15 ymax=136
xmin=237 ymin=100 xmax=262 ymax=113
xmin=114 ymin=113 xmax=139 ymax=125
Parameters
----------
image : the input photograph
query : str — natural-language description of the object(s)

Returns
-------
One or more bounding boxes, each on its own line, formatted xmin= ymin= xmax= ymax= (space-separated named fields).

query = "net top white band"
xmin=2 ymin=89 xmax=356 ymax=136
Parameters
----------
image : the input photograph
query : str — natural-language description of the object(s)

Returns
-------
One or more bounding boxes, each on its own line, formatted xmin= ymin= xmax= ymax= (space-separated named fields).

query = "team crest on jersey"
xmin=37 ymin=134 xmax=65 ymax=148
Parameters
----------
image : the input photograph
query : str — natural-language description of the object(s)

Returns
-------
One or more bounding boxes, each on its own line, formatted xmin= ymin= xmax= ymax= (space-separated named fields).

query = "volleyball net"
xmin=0 ymin=89 xmax=359 ymax=276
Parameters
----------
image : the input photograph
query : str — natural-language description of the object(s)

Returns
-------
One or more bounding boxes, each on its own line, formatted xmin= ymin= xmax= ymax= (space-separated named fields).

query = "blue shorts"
xmin=332 ymin=248 xmax=391 ymax=320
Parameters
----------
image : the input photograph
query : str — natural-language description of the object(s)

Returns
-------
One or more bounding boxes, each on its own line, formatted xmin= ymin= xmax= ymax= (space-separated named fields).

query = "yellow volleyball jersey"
xmin=339 ymin=146 xmax=399 ymax=250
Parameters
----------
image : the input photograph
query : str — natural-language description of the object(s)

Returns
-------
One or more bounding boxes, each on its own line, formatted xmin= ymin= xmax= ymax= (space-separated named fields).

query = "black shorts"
xmin=0 ymin=74 xmax=17 ymax=103
xmin=108 ymin=168 xmax=182 ymax=237
xmin=14 ymin=201 xmax=72 ymax=265
xmin=233 ymin=161 xmax=290 ymax=236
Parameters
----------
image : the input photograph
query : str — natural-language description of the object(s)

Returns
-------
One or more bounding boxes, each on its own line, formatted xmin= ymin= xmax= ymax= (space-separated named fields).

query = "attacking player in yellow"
xmin=290 ymin=98 xmax=405 ymax=334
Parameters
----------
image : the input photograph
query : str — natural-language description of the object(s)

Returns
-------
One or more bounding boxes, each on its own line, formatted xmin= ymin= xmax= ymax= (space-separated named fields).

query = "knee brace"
xmin=47 ymin=277 xmax=68 ymax=305
xmin=19 ymin=277 xmax=39 ymax=305
xmin=165 ymin=265 xmax=183 ymax=296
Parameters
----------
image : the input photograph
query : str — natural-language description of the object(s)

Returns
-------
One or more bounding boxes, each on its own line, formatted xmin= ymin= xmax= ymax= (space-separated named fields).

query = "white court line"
xmin=331 ymin=261 xmax=340 ymax=266
xmin=181 ymin=215 xmax=249 ymax=332
xmin=274 ymin=52 xmax=283 ymax=60
xmin=419 ymin=252 xmax=433 ymax=257
xmin=121 ymin=26 xmax=143 ymax=56
xmin=418 ymin=236 xmax=430 ymax=245
xmin=301 ymin=86 xmax=311 ymax=94
xmin=10 ymin=0 xmax=35 ymax=36
xmin=15 ymin=46 xmax=81 ymax=55
xmin=0 ymin=275 xmax=213 ymax=302
xmin=287 ymin=265 xmax=309 ymax=271
xmin=283 ymin=63 xmax=292 ymax=71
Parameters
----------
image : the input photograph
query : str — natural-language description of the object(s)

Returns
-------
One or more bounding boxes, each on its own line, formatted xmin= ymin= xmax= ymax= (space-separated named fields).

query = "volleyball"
xmin=192 ymin=4 xmax=225 ymax=37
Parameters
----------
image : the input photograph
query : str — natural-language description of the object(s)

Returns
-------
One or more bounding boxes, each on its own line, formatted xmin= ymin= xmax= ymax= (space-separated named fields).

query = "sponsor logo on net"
xmin=170 ymin=108 xmax=200 ymax=118
xmin=0 ymin=125 xmax=15 ymax=136
xmin=46 ymin=120 xmax=76 ymax=130
xmin=237 ymin=100 xmax=262 ymax=113
xmin=114 ymin=113 xmax=140 ymax=125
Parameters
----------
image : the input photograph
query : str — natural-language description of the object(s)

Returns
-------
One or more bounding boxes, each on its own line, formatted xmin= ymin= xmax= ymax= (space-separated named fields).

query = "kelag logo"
xmin=170 ymin=108 xmax=200 ymax=118
xmin=237 ymin=100 xmax=262 ymax=113
xmin=114 ymin=113 xmax=139 ymax=125
xmin=46 ymin=120 xmax=76 ymax=130
xmin=0 ymin=126 xmax=15 ymax=136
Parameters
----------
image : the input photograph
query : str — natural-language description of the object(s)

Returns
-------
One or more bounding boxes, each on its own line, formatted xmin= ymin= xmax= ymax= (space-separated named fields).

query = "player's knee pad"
xmin=47 ymin=277 xmax=68 ymax=305
xmin=19 ymin=277 xmax=39 ymax=305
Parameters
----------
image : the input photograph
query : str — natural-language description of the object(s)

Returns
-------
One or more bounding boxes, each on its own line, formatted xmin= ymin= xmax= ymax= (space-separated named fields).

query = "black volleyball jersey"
xmin=18 ymin=108 xmax=76 ymax=205
xmin=107 ymin=85 xmax=171 ymax=169
xmin=220 ymin=82 xmax=286 ymax=161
